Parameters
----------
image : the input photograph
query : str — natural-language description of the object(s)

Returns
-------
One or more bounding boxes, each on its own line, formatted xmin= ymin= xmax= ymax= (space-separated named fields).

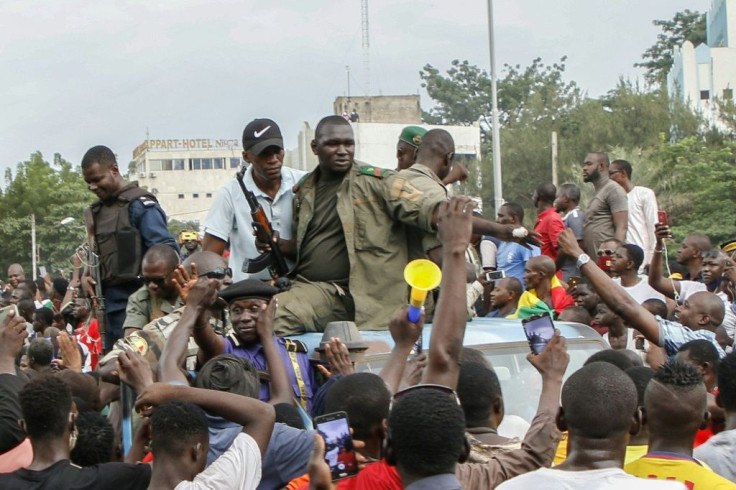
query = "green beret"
xmin=399 ymin=126 xmax=427 ymax=148
xmin=220 ymin=279 xmax=278 ymax=303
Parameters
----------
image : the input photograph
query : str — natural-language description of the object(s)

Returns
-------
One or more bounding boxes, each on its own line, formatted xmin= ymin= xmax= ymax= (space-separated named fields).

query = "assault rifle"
xmin=236 ymin=166 xmax=291 ymax=291
xmin=82 ymin=208 xmax=106 ymax=352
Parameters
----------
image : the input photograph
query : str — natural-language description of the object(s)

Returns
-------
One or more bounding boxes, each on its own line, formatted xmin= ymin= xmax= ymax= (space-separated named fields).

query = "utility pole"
xmin=551 ymin=131 xmax=558 ymax=186
xmin=31 ymin=213 xmax=37 ymax=280
xmin=487 ymin=0 xmax=504 ymax=214
xmin=346 ymin=65 xmax=351 ymax=98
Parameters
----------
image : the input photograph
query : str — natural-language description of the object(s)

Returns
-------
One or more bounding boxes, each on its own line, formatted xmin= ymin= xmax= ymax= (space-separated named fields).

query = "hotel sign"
xmin=133 ymin=138 xmax=241 ymax=158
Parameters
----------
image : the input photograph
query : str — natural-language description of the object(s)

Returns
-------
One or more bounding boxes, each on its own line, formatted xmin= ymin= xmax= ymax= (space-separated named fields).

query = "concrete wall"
xmin=333 ymin=95 xmax=422 ymax=124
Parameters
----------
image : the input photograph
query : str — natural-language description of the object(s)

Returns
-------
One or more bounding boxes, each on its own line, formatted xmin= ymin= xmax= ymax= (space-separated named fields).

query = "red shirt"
xmin=534 ymin=207 xmax=565 ymax=261
xmin=74 ymin=319 xmax=102 ymax=371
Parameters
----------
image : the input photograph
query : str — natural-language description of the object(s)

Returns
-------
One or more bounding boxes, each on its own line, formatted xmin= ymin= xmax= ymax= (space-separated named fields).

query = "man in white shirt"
xmin=611 ymin=244 xmax=665 ymax=304
xmin=610 ymin=159 xmax=658 ymax=271
xmin=203 ymin=118 xmax=306 ymax=282
xmin=497 ymin=362 xmax=685 ymax=490
xmin=137 ymin=382 xmax=275 ymax=490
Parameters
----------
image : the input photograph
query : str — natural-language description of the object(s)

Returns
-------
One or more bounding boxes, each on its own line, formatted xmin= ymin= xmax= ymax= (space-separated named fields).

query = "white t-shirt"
xmin=497 ymin=467 xmax=686 ymax=490
xmin=175 ymin=433 xmax=262 ymax=490
xmin=203 ymin=165 xmax=306 ymax=282
xmin=626 ymin=186 xmax=658 ymax=271
xmin=613 ymin=276 xmax=666 ymax=304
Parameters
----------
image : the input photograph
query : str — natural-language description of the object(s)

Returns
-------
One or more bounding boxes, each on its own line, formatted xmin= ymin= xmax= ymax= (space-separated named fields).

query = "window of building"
xmin=201 ymin=158 xmax=212 ymax=170
xmin=213 ymin=158 xmax=224 ymax=169
xmin=178 ymin=194 xmax=185 ymax=199
xmin=700 ymin=90 xmax=710 ymax=100
xmin=206 ymin=193 xmax=212 ymax=198
xmin=724 ymin=88 xmax=733 ymax=100
xmin=230 ymin=157 xmax=242 ymax=168
xmin=139 ymin=162 xmax=146 ymax=174
xmin=149 ymin=160 xmax=162 ymax=171
xmin=193 ymin=193 xmax=199 ymax=198
xmin=190 ymin=159 xmax=200 ymax=170
xmin=173 ymin=159 xmax=185 ymax=171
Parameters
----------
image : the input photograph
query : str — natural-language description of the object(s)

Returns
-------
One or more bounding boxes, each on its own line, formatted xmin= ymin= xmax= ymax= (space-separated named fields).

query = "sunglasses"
xmin=138 ymin=275 xmax=168 ymax=286
xmin=389 ymin=383 xmax=460 ymax=411
xmin=597 ymin=249 xmax=616 ymax=257
xmin=198 ymin=267 xmax=233 ymax=280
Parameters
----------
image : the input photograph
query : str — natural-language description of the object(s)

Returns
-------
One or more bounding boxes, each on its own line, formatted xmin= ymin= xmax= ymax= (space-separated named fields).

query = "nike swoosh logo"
xmin=254 ymin=126 xmax=271 ymax=138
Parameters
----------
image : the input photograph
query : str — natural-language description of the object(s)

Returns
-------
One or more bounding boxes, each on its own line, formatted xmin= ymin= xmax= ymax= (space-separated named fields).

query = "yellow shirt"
xmin=625 ymin=452 xmax=736 ymax=489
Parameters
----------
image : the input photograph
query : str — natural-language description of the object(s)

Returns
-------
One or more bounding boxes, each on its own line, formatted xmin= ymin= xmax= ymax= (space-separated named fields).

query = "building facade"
xmin=668 ymin=0 xmax=736 ymax=129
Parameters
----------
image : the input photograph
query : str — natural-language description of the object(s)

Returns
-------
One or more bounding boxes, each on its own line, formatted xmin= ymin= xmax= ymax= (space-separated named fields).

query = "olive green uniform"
xmin=122 ymin=285 xmax=183 ymax=331
xmin=100 ymin=308 xmax=227 ymax=372
xmin=273 ymin=163 xmax=443 ymax=335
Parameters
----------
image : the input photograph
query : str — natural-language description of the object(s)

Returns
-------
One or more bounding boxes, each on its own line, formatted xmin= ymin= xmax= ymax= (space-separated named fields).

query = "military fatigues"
xmin=122 ymin=286 xmax=183 ymax=331
xmin=273 ymin=162 xmax=443 ymax=335
xmin=99 ymin=307 xmax=228 ymax=372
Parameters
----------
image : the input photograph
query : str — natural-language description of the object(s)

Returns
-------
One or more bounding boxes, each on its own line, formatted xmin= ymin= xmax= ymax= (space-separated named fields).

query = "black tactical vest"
xmin=89 ymin=182 xmax=157 ymax=287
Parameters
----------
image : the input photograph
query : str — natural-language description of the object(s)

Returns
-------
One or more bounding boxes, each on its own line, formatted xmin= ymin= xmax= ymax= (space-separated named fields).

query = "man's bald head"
xmin=527 ymin=255 xmax=556 ymax=278
xmin=691 ymin=291 xmax=726 ymax=328
xmin=184 ymin=251 xmax=226 ymax=275
xmin=416 ymin=129 xmax=455 ymax=160
xmin=588 ymin=152 xmax=610 ymax=167
xmin=687 ymin=234 xmax=712 ymax=253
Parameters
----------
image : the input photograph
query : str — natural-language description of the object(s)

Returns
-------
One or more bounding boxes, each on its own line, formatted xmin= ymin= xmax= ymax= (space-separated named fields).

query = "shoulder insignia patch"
xmin=125 ymin=335 xmax=149 ymax=356
xmin=282 ymin=338 xmax=309 ymax=353
xmin=293 ymin=174 xmax=310 ymax=193
xmin=359 ymin=165 xmax=389 ymax=179
xmin=139 ymin=196 xmax=157 ymax=207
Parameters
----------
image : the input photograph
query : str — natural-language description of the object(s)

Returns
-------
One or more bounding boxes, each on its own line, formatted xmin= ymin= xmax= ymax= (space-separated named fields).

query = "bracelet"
xmin=67 ymin=286 xmax=77 ymax=291
xmin=654 ymin=249 xmax=664 ymax=254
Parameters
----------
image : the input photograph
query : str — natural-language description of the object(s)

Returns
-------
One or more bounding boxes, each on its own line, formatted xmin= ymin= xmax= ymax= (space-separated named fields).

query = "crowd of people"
xmin=0 ymin=114 xmax=735 ymax=489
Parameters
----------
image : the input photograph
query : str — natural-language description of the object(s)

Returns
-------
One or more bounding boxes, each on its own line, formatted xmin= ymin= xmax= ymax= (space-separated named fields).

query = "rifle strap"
xmin=284 ymin=339 xmax=309 ymax=410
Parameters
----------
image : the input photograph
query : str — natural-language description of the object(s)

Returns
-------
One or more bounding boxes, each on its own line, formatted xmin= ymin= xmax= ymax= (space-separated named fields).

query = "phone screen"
xmin=657 ymin=210 xmax=668 ymax=226
xmin=522 ymin=314 xmax=555 ymax=354
xmin=314 ymin=412 xmax=359 ymax=481
xmin=485 ymin=270 xmax=505 ymax=282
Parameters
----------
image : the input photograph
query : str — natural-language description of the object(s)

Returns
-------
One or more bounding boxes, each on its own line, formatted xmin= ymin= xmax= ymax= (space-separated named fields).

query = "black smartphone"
xmin=314 ymin=411 xmax=359 ymax=481
xmin=521 ymin=313 xmax=555 ymax=355
xmin=485 ymin=270 xmax=506 ymax=282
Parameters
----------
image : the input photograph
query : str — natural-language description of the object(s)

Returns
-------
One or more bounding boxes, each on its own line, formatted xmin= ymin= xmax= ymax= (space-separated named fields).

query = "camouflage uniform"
xmin=273 ymin=162 xmax=443 ymax=335
xmin=122 ymin=285 xmax=183 ymax=331
xmin=99 ymin=308 xmax=228 ymax=372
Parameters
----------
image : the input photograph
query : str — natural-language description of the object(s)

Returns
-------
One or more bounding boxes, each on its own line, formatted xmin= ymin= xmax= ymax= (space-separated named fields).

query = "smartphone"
xmin=657 ymin=210 xmax=668 ymax=226
xmin=635 ymin=337 xmax=645 ymax=351
xmin=485 ymin=270 xmax=506 ymax=282
xmin=567 ymin=276 xmax=580 ymax=291
xmin=314 ymin=411 xmax=359 ymax=481
xmin=0 ymin=304 xmax=20 ymax=326
xmin=521 ymin=313 xmax=556 ymax=355
xmin=37 ymin=266 xmax=47 ymax=277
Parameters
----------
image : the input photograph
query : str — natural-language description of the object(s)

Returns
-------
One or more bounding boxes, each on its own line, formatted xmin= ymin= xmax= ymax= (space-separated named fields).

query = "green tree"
xmin=635 ymin=10 xmax=706 ymax=88
xmin=0 ymin=152 xmax=90 ymax=277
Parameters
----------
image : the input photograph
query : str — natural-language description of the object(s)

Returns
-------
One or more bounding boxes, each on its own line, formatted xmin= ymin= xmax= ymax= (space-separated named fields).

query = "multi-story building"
xmin=668 ymin=0 xmax=736 ymax=129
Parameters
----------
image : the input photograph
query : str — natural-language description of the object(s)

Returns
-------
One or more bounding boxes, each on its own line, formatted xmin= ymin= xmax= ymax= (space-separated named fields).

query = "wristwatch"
xmin=576 ymin=253 xmax=591 ymax=268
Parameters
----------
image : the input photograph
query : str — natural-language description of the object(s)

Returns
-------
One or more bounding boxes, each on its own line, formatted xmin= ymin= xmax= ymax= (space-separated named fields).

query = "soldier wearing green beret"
xmin=396 ymin=126 xmax=427 ymax=171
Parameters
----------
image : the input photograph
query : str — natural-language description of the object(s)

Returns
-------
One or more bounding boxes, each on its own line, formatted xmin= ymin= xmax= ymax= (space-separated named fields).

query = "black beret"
xmin=219 ymin=279 xmax=278 ymax=304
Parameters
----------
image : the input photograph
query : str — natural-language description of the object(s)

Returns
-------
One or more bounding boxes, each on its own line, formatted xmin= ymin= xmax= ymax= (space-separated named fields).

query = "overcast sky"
xmin=0 ymin=0 xmax=711 ymax=177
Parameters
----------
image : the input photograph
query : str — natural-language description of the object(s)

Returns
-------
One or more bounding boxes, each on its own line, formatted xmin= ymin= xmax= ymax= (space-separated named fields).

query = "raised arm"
xmin=558 ymin=228 xmax=662 ymax=345
xmin=380 ymin=305 xmax=424 ymax=394
xmin=136 ymin=383 xmax=275 ymax=457
xmin=257 ymin=298 xmax=294 ymax=406
xmin=648 ymin=224 xmax=681 ymax=299
xmin=422 ymin=197 xmax=474 ymax=389
xmin=160 ymin=278 xmax=219 ymax=383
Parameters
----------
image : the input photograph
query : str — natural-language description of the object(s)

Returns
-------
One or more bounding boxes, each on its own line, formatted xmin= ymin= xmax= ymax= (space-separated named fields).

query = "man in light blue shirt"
xmin=203 ymin=118 xmax=306 ymax=282
xmin=495 ymin=202 xmax=540 ymax=289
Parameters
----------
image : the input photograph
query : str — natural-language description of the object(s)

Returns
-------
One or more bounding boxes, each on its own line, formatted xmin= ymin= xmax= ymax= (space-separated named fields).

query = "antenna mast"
xmin=361 ymin=0 xmax=370 ymax=96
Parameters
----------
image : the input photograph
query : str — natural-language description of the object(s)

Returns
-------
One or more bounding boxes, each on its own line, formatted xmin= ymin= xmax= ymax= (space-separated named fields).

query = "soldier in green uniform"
xmin=122 ymin=244 xmax=183 ymax=336
xmin=272 ymin=116 xmax=538 ymax=335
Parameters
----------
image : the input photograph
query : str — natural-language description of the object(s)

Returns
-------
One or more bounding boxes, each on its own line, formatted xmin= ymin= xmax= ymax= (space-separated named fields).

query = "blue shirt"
xmin=656 ymin=315 xmax=726 ymax=358
xmin=223 ymin=334 xmax=316 ymax=411
xmin=206 ymin=416 xmax=314 ymax=490
xmin=496 ymin=241 xmax=540 ymax=290
xmin=104 ymin=198 xmax=179 ymax=313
